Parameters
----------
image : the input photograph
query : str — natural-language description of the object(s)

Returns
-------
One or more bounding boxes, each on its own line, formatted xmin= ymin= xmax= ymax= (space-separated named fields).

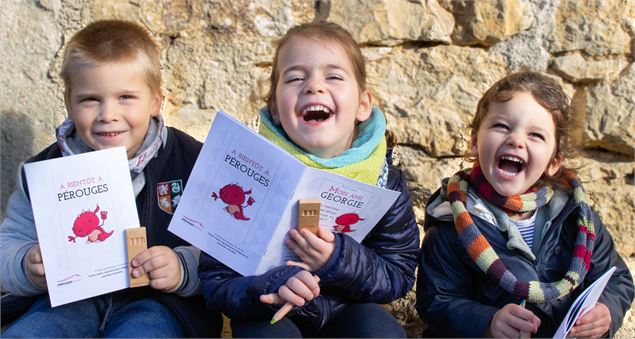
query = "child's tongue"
xmin=303 ymin=110 xmax=331 ymax=122
xmin=499 ymin=158 xmax=523 ymax=174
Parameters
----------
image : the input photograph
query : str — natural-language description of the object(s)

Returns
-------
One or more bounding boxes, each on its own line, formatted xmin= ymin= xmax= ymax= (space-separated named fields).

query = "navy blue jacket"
xmin=21 ymin=127 xmax=222 ymax=338
xmin=416 ymin=188 xmax=634 ymax=338
xmin=198 ymin=164 xmax=420 ymax=331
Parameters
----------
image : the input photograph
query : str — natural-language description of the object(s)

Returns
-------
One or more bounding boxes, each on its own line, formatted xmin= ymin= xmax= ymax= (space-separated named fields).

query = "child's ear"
xmin=65 ymin=103 xmax=74 ymax=120
xmin=470 ymin=132 xmax=478 ymax=156
xmin=151 ymin=92 xmax=163 ymax=118
xmin=547 ymin=153 xmax=563 ymax=176
xmin=356 ymin=90 xmax=372 ymax=122
xmin=269 ymin=101 xmax=281 ymax=124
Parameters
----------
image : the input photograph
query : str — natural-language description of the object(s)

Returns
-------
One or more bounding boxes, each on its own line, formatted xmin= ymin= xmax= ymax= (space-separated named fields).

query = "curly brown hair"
xmin=470 ymin=70 xmax=576 ymax=189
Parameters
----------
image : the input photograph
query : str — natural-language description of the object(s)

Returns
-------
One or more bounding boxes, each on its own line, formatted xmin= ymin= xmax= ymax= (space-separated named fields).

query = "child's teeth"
xmin=302 ymin=105 xmax=330 ymax=114
xmin=501 ymin=155 xmax=524 ymax=164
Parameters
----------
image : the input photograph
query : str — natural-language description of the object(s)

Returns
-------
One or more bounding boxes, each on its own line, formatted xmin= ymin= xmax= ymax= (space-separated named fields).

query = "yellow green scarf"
xmin=258 ymin=107 xmax=387 ymax=185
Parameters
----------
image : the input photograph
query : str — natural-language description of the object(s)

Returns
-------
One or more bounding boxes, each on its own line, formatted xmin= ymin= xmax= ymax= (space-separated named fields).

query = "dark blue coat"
xmin=19 ymin=127 xmax=222 ymax=338
xmin=198 ymin=164 xmax=420 ymax=331
xmin=416 ymin=188 xmax=634 ymax=338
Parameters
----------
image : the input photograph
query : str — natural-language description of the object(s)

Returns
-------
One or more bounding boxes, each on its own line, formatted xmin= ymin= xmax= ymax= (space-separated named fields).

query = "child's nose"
xmin=506 ymin=133 xmax=525 ymax=148
xmin=303 ymin=78 xmax=325 ymax=95
xmin=98 ymin=101 xmax=118 ymax=121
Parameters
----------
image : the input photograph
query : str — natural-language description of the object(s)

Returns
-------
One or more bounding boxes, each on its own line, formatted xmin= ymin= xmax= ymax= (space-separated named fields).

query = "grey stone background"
xmin=1 ymin=0 xmax=633 ymax=337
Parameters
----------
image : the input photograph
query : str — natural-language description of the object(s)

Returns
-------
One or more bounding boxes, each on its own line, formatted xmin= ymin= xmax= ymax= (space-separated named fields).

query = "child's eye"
xmin=327 ymin=75 xmax=344 ymax=81
xmin=120 ymin=95 xmax=135 ymax=100
xmin=529 ymin=132 xmax=545 ymax=140
xmin=284 ymin=76 xmax=304 ymax=83
xmin=492 ymin=123 xmax=509 ymax=130
xmin=80 ymin=97 xmax=99 ymax=103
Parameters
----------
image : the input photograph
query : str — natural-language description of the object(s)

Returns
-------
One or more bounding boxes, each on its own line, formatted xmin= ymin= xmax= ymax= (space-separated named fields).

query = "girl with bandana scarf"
xmin=416 ymin=71 xmax=634 ymax=338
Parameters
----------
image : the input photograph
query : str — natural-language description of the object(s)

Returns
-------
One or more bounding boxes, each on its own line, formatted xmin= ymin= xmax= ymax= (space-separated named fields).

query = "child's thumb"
xmin=318 ymin=226 xmax=335 ymax=242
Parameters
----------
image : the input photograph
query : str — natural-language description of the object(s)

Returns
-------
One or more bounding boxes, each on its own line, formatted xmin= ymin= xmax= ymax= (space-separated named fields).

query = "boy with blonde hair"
xmin=0 ymin=19 xmax=221 ymax=337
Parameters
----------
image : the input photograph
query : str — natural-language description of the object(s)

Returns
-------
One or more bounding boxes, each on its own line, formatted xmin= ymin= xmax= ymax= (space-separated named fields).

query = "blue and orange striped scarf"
xmin=447 ymin=163 xmax=595 ymax=303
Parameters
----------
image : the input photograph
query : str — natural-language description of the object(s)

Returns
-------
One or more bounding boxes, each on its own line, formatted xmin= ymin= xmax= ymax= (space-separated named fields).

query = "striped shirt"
xmin=511 ymin=211 xmax=537 ymax=249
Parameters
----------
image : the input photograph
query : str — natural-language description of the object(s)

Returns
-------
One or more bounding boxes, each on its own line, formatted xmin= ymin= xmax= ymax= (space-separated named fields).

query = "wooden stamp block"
xmin=125 ymin=227 xmax=149 ymax=288
xmin=297 ymin=199 xmax=320 ymax=235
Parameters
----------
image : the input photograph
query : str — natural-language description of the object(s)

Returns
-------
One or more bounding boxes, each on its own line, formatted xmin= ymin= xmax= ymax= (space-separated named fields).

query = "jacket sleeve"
xmin=585 ymin=211 xmax=634 ymax=337
xmin=416 ymin=220 xmax=499 ymax=337
xmin=0 ymin=167 xmax=45 ymax=296
xmin=172 ymin=245 xmax=202 ymax=297
xmin=315 ymin=168 xmax=420 ymax=303
xmin=198 ymin=251 xmax=303 ymax=320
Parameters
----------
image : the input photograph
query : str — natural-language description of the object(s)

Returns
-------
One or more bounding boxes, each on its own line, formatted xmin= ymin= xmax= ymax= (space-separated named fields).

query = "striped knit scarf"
xmin=447 ymin=164 xmax=596 ymax=303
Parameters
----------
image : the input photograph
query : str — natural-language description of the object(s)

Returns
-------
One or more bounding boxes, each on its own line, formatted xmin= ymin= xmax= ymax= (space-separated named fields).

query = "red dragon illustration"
xmin=332 ymin=213 xmax=365 ymax=233
xmin=211 ymin=184 xmax=255 ymax=221
xmin=68 ymin=204 xmax=113 ymax=243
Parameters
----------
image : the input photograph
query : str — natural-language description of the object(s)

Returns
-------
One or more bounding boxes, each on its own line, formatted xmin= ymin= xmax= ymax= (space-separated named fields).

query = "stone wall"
xmin=1 ymin=0 xmax=633 ymax=337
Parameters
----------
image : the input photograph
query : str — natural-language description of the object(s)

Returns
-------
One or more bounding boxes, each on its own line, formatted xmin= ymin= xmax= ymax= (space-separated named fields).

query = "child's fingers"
xmin=286 ymin=276 xmax=317 ymax=300
xmin=317 ymin=227 xmax=335 ymax=242
xmin=289 ymin=229 xmax=310 ymax=249
xmin=132 ymin=255 xmax=163 ymax=276
xmin=132 ymin=246 xmax=175 ymax=269
xmin=148 ymin=275 xmax=174 ymax=290
xmin=285 ymin=237 xmax=304 ymax=255
xmin=27 ymin=262 xmax=46 ymax=277
xmin=491 ymin=321 xmax=517 ymax=339
xmin=131 ymin=245 xmax=172 ymax=267
xmin=294 ymin=271 xmax=320 ymax=294
xmin=302 ymin=232 xmax=327 ymax=250
xmin=26 ymin=245 xmax=43 ymax=264
xmin=490 ymin=304 xmax=538 ymax=338
xmin=277 ymin=284 xmax=306 ymax=306
xmin=570 ymin=323 xmax=602 ymax=338
xmin=510 ymin=305 xmax=540 ymax=332
xmin=570 ymin=304 xmax=610 ymax=338
xmin=292 ymin=229 xmax=333 ymax=256
xmin=143 ymin=259 xmax=181 ymax=291
xmin=259 ymin=293 xmax=284 ymax=305
xmin=132 ymin=247 xmax=176 ymax=276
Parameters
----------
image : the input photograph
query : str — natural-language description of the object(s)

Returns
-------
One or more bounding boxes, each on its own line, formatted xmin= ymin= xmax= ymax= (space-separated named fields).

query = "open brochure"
xmin=24 ymin=147 xmax=140 ymax=307
xmin=553 ymin=266 xmax=617 ymax=339
xmin=168 ymin=111 xmax=400 ymax=276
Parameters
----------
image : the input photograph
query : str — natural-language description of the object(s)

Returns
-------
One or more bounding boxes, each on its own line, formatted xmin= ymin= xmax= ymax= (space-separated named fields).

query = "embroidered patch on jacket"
xmin=157 ymin=180 xmax=183 ymax=215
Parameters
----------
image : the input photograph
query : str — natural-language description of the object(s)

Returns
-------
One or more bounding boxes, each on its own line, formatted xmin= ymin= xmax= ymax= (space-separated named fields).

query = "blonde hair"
xmin=60 ymin=20 xmax=162 ymax=104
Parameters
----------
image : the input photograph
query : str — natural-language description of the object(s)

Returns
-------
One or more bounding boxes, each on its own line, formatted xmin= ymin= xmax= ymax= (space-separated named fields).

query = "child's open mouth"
xmin=301 ymin=105 xmax=333 ymax=122
xmin=497 ymin=155 xmax=525 ymax=177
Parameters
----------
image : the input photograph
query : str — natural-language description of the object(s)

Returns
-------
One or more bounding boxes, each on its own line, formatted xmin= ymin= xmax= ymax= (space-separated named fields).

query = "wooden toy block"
xmin=125 ymin=227 xmax=149 ymax=288
xmin=297 ymin=199 xmax=320 ymax=235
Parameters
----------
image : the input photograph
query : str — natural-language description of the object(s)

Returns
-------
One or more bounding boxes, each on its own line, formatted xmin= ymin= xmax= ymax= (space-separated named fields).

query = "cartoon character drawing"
xmin=332 ymin=213 xmax=365 ymax=233
xmin=211 ymin=184 xmax=255 ymax=221
xmin=68 ymin=204 xmax=113 ymax=243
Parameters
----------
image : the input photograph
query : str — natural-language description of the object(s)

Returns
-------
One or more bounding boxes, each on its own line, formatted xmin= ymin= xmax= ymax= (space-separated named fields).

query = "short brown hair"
xmin=470 ymin=70 xmax=575 ymax=188
xmin=60 ymin=20 xmax=162 ymax=105
xmin=265 ymin=21 xmax=367 ymax=113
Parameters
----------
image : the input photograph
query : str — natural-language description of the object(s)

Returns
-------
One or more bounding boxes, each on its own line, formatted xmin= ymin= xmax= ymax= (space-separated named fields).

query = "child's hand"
xmin=286 ymin=227 xmax=335 ymax=272
xmin=569 ymin=302 xmax=611 ymax=338
xmin=259 ymin=271 xmax=320 ymax=307
xmin=131 ymin=245 xmax=181 ymax=292
xmin=487 ymin=303 xmax=540 ymax=338
xmin=25 ymin=244 xmax=47 ymax=290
